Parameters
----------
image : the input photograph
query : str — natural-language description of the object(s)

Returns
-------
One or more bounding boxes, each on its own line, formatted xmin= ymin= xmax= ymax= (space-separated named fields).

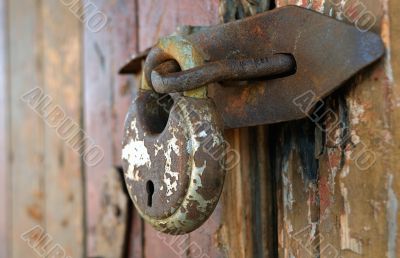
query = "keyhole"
xmin=146 ymin=180 xmax=155 ymax=207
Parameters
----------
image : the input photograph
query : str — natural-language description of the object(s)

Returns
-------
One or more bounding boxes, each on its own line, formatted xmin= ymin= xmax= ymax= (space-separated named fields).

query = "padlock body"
xmin=122 ymin=90 xmax=225 ymax=234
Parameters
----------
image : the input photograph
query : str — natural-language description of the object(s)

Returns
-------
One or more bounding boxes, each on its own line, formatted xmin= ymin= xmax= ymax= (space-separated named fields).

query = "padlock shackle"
xmin=144 ymin=36 xmax=208 ymax=98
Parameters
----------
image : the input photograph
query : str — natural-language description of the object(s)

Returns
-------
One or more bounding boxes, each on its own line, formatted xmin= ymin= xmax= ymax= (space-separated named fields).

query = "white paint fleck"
xmin=351 ymin=130 xmax=361 ymax=145
xmin=340 ymin=164 xmax=350 ymax=178
xmin=198 ymin=130 xmax=207 ymax=138
xmin=335 ymin=0 xmax=347 ymax=20
xmin=122 ymin=118 xmax=151 ymax=181
xmin=329 ymin=7 xmax=334 ymax=17
xmin=348 ymin=99 xmax=365 ymax=125
xmin=154 ymin=143 xmax=163 ymax=156
xmin=185 ymin=161 xmax=214 ymax=212
xmin=382 ymin=0 xmax=395 ymax=85
xmin=340 ymin=183 xmax=363 ymax=254
xmin=122 ymin=139 xmax=151 ymax=181
xmin=327 ymin=149 xmax=338 ymax=194
xmin=387 ymin=174 xmax=398 ymax=258
xmin=130 ymin=119 xmax=137 ymax=131
xmin=310 ymin=222 xmax=317 ymax=239
xmin=163 ymin=129 xmax=180 ymax=197
xmin=283 ymin=174 xmax=294 ymax=210
xmin=287 ymin=223 xmax=293 ymax=234
xmin=334 ymin=128 xmax=342 ymax=145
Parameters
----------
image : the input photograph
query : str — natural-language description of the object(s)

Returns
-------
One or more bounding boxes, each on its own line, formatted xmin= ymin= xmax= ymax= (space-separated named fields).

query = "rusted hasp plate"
xmin=121 ymin=6 xmax=385 ymax=128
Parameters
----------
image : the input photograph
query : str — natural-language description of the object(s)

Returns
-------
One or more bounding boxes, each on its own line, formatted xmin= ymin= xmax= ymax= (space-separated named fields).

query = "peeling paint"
xmin=387 ymin=174 xmax=398 ymax=258
xmin=121 ymin=138 xmax=151 ymax=181
xmin=335 ymin=0 xmax=347 ymax=20
xmin=381 ymin=0 xmax=395 ymax=85
xmin=283 ymin=173 xmax=295 ymax=210
xmin=163 ymin=129 xmax=180 ymax=197
xmin=340 ymin=164 xmax=350 ymax=178
xmin=348 ymin=99 xmax=365 ymax=125
xmin=340 ymin=183 xmax=363 ymax=254
xmin=350 ymin=130 xmax=361 ymax=145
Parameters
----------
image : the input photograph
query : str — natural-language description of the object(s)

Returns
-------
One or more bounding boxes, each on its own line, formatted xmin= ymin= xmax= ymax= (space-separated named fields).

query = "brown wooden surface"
xmin=42 ymin=1 xmax=85 ymax=256
xmin=0 ymin=0 xmax=8 ymax=257
xmin=221 ymin=127 xmax=275 ymax=258
xmin=7 ymin=0 xmax=85 ymax=257
xmin=83 ymin=0 xmax=137 ymax=256
xmin=9 ymin=0 xmax=85 ymax=257
xmin=274 ymin=0 xmax=400 ymax=257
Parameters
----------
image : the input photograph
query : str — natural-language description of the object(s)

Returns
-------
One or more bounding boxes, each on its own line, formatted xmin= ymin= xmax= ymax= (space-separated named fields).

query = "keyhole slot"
xmin=146 ymin=180 xmax=155 ymax=207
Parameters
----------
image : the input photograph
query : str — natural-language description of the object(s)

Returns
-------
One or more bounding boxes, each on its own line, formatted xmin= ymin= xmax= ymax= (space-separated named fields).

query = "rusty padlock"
xmin=122 ymin=36 xmax=226 ymax=234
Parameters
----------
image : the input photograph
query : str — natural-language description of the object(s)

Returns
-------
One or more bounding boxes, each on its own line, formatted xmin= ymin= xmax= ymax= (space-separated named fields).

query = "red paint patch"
xmin=319 ymin=176 xmax=331 ymax=216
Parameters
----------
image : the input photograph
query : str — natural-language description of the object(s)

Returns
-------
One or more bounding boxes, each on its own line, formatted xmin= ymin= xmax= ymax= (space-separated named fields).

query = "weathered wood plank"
xmin=144 ymin=226 xmax=189 ymax=258
xmin=0 ymin=0 xmax=8 ymax=257
xmin=41 ymin=1 xmax=84 ymax=257
xmin=138 ymin=0 xmax=178 ymax=52
xmin=316 ymin=0 xmax=396 ymax=253
xmin=270 ymin=121 xmax=320 ymax=258
xmin=111 ymin=0 xmax=139 ymax=167
xmin=84 ymin=7 xmax=114 ymax=254
xmin=94 ymin=168 xmax=129 ymax=258
xmin=9 ymin=0 xmax=45 ymax=257
xmin=220 ymin=127 xmax=276 ymax=258
xmin=127 ymin=207 xmax=144 ymax=258
xmin=84 ymin=0 xmax=138 ymax=256
xmin=138 ymin=0 xmax=219 ymax=52
xmin=201 ymin=126 xmax=275 ymax=258
xmin=388 ymin=1 xmax=400 ymax=256
xmin=277 ymin=1 xmax=399 ymax=257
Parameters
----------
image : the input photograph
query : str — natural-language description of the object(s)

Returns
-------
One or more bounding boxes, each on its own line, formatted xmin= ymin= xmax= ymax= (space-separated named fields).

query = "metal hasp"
xmin=121 ymin=6 xmax=385 ymax=128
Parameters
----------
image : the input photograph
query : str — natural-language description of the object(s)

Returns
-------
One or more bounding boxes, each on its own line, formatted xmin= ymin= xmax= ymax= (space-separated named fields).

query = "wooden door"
xmin=1 ymin=0 xmax=400 ymax=257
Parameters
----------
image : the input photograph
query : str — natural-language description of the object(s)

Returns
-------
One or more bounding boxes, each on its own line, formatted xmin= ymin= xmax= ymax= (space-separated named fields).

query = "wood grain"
xmin=9 ymin=0 xmax=45 ymax=256
xmin=41 ymin=1 xmax=84 ymax=257
xmin=94 ymin=168 xmax=130 ymax=257
xmin=110 ymin=0 xmax=139 ymax=167
xmin=270 ymin=121 xmax=320 ymax=258
xmin=276 ymin=1 xmax=399 ymax=257
xmin=83 ymin=0 xmax=138 ymax=256
xmin=317 ymin=2 xmax=395 ymax=254
xmin=220 ymin=127 xmax=276 ymax=258
xmin=0 ymin=0 xmax=8 ymax=257
xmin=138 ymin=0 xmax=219 ymax=52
